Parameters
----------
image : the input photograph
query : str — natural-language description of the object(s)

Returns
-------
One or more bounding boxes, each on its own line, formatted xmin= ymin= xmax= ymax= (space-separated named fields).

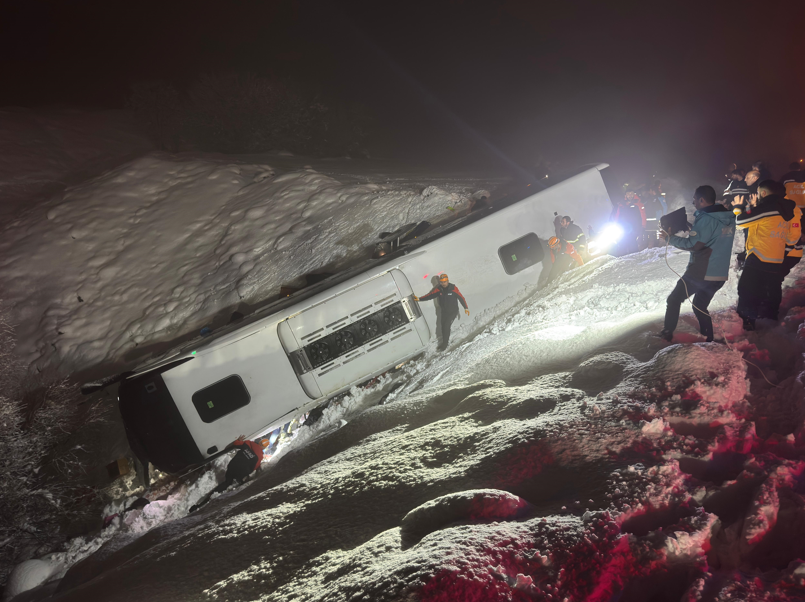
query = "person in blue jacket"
xmin=658 ymin=185 xmax=736 ymax=342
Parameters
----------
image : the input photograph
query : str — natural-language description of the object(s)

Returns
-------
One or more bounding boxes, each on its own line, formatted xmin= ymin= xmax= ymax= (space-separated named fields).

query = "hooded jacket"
xmin=735 ymin=194 xmax=797 ymax=269
xmin=669 ymin=204 xmax=736 ymax=281
xmin=232 ymin=438 xmax=264 ymax=472
xmin=418 ymin=282 xmax=468 ymax=315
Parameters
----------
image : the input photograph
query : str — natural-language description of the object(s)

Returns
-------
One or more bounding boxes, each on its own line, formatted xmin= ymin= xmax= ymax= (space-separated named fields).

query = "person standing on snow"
xmin=722 ymin=169 xmax=748 ymax=207
xmin=189 ymin=435 xmax=269 ymax=513
xmin=559 ymin=215 xmax=588 ymax=259
xmin=611 ymin=193 xmax=646 ymax=255
xmin=658 ymin=185 xmax=736 ymax=343
xmin=544 ymin=236 xmax=583 ymax=285
xmin=643 ymin=182 xmax=668 ymax=246
xmin=734 ymin=180 xmax=797 ymax=330
xmin=414 ymin=273 xmax=469 ymax=351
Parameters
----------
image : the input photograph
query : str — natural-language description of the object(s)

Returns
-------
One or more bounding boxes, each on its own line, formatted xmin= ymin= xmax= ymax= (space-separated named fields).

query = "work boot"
xmin=658 ymin=329 xmax=673 ymax=342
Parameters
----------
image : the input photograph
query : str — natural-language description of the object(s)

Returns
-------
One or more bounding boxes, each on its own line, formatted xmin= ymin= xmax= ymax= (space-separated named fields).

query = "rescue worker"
xmin=722 ymin=169 xmax=748 ymax=207
xmin=658 ymin=185 xmax=735 ymax=342
xmin=732 ymin=169 xmax=761 ymax=269
xmin=559 ymin=216 xmax=588 ymax=259
xmin=767 ymin=172 xmax=803 ymax=319
xmin=544 ymin=236 xmax=583 ymax=285
xmin=611 ymin=194 xmax=645 ymax=255
xmin=414 ymin=273 xmax=469 ymax=350
xmin=189 ymin=435 xmax=269 ymax=512
xmin=734 ymin=180 xmax=797 ymax=329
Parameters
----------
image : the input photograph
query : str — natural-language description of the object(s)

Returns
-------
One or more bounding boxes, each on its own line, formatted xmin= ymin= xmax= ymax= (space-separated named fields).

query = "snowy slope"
xmin=0 ymin=152 xmax=501 ymax=376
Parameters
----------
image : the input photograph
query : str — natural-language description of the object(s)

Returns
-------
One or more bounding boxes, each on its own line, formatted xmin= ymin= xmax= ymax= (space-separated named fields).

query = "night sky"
xmin=1 ymin=0 xmax=802 ymax=182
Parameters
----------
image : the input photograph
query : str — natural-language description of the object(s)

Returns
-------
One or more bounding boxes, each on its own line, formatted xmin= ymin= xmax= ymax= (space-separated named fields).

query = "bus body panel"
xmin=118 ymin=166 xmax=614 ymax=472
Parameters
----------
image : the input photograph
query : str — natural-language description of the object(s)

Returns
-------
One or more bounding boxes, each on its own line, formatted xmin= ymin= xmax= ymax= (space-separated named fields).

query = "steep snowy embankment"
xmin=0 ymin=152 xmax=500 ymax=375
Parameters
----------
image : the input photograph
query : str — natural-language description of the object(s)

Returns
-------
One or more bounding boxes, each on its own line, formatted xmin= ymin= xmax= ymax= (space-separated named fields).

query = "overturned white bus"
xmin=118 ymin=164 xmax=618 ymax=473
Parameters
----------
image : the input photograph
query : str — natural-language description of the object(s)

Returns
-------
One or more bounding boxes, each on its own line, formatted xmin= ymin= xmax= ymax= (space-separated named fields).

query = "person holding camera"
xmin=658 ymin=185 xmax=735 ymax=342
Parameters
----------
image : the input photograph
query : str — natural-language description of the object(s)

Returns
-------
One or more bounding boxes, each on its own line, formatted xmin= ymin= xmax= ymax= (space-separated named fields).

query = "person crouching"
xmin=189 ymin=435 xmax=269 ymax=512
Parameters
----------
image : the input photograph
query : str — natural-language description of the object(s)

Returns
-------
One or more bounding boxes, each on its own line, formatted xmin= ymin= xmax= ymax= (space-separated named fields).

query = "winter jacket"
xmin=735 ymin=194 xmax=797 ymax=269
xmin=781 ymin=169 xmax=805 ymax=209
xmin=560 ymin=222 xmax=587 ymax=249
xmin=785 ymin=206 xmax=803 ymax=259
xmin=232 ymin=439 xmax=264 ymax=472
xmin=722 ymin=179 xmax=749 ymax=206
xmin=550 ymin=242 xmax=584 ymax=266
xmin=643 ymin=194 xmax=667 ymax=220
xmin=669 ymin=204 xmax=736 ymax=281
xmin=418 ymin=282 xmax=468 ymax=315
xmin=612 ymin=203 xmax=645 ymax=233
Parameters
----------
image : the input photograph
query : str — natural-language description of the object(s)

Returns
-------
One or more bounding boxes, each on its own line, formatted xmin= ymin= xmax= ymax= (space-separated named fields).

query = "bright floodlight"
xmin=598 ymin=222 xmax=624 ymax=247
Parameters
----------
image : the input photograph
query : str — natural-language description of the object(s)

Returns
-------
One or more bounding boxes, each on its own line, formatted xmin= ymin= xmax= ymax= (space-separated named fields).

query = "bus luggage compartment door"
xmin=277 ymin=269 xmax=429 ymax=398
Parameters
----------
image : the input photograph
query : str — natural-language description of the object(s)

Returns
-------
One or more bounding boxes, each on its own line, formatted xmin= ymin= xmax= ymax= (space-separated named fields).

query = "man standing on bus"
xmin=414 ymin=273 xmax=469 ymax=351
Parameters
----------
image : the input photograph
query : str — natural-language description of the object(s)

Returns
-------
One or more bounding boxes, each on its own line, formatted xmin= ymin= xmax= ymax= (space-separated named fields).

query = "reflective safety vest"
xmin=786 ymin=206 xmax=803 ymax=259
xmin=735 ymin=195 xmax=795 ymax=264
xmin=782 ymin=170 xmax=805 ymax=209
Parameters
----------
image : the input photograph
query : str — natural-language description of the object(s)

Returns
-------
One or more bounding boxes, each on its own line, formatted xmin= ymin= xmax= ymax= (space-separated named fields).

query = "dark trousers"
xmin=768 ymin=255 xmax=802 ymax=320
xmin=737 ymin=264 xmax=781 ymax=327
xmin=439 ymin=310 xmax=457 ymax=349
xmin=213 ymin=450 xmax=255 ymax=494
xmin=546 ymin=253 xmax=576 ymax=284
xmin=664 ymin=277 xmax=724 ymax=340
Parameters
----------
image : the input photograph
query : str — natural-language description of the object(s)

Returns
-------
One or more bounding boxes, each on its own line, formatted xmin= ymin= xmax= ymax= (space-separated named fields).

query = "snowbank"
xmin=0 ymin=153 xmax=495 ymax=375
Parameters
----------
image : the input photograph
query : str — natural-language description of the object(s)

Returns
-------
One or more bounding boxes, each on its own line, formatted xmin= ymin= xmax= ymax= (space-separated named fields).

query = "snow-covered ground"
xmin=3 ymin=112 xmax=805 ymax=602
xmin=12 ymin=254 xmax=805 ymax=602
xmin=0 ymin=150 xmax=502 ymax=377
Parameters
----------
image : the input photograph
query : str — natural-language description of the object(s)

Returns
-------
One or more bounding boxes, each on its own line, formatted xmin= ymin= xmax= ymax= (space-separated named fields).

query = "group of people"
xmin=659 ymin=161 xmax=803 ymax=342
xmin=611 ymin=180 xmax=669 ymax=254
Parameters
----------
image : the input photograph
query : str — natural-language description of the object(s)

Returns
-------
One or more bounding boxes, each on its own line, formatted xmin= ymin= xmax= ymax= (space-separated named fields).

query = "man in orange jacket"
xmin=415 ymin=273 xmax=469 ymax=350
xmin=189 ymin=435 xmax=269 ymax=512
xmin=544 ymin=236 xmax=583 ymax=286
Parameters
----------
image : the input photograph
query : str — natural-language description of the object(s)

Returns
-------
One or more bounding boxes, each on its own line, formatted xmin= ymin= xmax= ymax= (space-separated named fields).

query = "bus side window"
xmin=497 ymin=233 xmax=544 ymax=275
xmin=191 ymin=375 xmax=251 ymax=423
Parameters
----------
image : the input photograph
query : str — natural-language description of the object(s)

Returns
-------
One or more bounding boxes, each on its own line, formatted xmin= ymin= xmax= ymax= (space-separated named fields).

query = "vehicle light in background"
xmin=588 ymin=222 xmax=624 ymax=255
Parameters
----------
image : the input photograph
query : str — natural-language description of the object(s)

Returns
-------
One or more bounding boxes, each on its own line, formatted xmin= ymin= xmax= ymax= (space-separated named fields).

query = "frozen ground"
xmin=3 ymin=112 xmax=805 ymax=601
